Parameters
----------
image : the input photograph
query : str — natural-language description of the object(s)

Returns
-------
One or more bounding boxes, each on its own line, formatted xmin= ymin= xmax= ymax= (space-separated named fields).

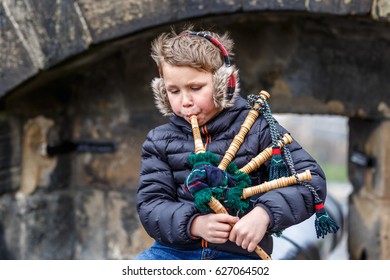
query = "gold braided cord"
xmin=218 ymin=90 xmax=270 ymax=170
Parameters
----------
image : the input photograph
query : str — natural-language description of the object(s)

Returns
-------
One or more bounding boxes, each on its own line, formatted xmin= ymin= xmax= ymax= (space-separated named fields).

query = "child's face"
xmin=162 ymin=62 xmax=222 ymax=126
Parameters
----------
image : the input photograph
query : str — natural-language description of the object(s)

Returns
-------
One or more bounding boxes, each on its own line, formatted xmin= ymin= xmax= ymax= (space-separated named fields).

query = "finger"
xmin=227 ymin=215 xmax=240 ymax=225
xmin=215 ymin=214 xmax=239 ymax=224
xmin=213 ymin=222 xmax=233 ymax=233
xmin=212 ymin=230 xmax=230 ymax=239
xmin=247 ymin=242 xmax=257 ymax=253
xmin=209 ymin=236 xmax=229 ymax=244
xmin=240 ymin=239 xmax=249 ymax=250
xmin=234 ymin=235 xmax=243 ymax=247
xmin=229 ymin=230 xmax=237 ymax=243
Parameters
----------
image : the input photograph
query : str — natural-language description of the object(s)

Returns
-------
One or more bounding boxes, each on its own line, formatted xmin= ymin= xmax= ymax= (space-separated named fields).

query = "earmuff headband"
xmin=188 ymin=31 xmax=232 ymax=67
xmin=188 ymin=31 xmax=236 ymax=100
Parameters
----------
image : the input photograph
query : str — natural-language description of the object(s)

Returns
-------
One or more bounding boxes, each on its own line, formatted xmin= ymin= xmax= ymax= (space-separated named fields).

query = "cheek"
xmin=200 ymin=102 xmax=216 ymax=114
xmin=196 ymin=88 xmax=215 ymax=110
xmin=196 ymin=96 xmax=215 ymax=113
xmin=167 ymin=95 xmax=182 ymax=113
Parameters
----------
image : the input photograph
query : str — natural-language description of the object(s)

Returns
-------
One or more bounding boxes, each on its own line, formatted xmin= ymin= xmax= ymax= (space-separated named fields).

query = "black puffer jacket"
xmin=136 ymin=96 xmax=326 ymax=258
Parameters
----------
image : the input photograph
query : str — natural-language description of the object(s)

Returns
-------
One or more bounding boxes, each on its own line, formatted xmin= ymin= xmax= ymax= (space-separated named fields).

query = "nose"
xmin=182 ymin=91 xmax=193 ymax=108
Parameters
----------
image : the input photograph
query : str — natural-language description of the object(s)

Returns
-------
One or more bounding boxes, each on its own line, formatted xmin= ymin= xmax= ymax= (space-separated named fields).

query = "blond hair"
xmin=151 ymin=26 xmax=234 ymax=74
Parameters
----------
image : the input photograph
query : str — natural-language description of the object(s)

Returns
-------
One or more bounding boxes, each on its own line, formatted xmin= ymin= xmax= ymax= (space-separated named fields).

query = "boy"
xmin=135 ymin=26 xmax=327 ymax=260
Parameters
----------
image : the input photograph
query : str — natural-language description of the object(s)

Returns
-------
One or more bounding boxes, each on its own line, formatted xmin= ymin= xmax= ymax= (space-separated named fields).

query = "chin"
xmin=197 ymin=117 xmax=210 ymax=126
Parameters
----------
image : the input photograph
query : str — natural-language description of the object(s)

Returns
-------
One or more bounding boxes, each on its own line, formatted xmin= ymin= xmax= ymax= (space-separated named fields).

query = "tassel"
xmin=314 ymin=202 xmax=340 ymax=239
xmin=225 ymin=183 xmax=250 ymax=213
xmin=193 ymin=188 xmax=213 ymax=212
xmin=269 ymin=146 xmax=289 ymax=180
xmin=188 ymin=151 xmax=220 ymax=166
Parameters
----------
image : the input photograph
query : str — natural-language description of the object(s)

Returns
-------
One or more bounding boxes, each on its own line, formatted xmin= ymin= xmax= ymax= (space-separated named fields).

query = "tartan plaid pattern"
xmin=184 ymin=163 xmax=229 ymax=194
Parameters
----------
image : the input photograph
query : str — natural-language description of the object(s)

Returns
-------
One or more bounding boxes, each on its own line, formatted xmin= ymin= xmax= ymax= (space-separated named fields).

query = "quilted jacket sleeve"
xmin=136 ymin=129 xmax=199 ymax=246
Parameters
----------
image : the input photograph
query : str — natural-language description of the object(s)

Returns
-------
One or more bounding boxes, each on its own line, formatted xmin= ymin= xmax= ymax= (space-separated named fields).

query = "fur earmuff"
xmin=213 ymin=65 xmax=240 ymax=109
xmin=151 ymin=77 xmax=174 ymax=116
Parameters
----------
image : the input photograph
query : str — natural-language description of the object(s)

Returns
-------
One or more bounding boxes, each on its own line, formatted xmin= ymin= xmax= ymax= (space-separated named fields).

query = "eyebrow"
xmin=165 ymin=80 xmax=205 ymax=88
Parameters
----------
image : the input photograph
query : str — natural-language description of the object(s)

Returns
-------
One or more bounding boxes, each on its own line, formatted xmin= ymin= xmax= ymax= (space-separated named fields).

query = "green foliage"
xmin=320 ymin=163 xmax=348 ymax=182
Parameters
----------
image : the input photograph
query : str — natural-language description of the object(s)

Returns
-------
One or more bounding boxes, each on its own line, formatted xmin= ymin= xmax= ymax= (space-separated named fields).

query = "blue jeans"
xmin=135 ymin=242 xmax=259 ymax=260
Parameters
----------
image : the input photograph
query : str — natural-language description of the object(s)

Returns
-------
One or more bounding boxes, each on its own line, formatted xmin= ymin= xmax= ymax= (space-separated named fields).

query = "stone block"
xmin=349 ymin=119 xmax=390 ymax=198
xmin=3 ymin=0 xmax=91 ymax=69
xmin=0 ymin=194 xmax=22 ymax=259
xmin=243 ymin=0 xmax=306 ymax=11
xmin=15 ymin=191 xmax=75 ymax=259
xmin=348 ymin=189 xmax=390 ymax=259
xmin=348 ymin=118 xmax=390 ymax=259
xmin=0 ymin=118 xmax=21 ymax=194
xmin=77 ymin=0 xmax=241 ymax=43
xmin=106 ymin=190 xmax=152 ymax=259
xmin=0 ymin=2 xmax=37 ymax=97
xmin=277 ymin=19 xmax=389 ymax=117
xmin=74 ymin=189 xmax=106 ymax=259
xmin=0 ymin=0 xmax=91 ymax=97
xmin=305 ymin=0 xmax=371 ymax=14
xmin=242 ymin=0 xmax=371 ymax=14
xmin=372 ymin=0 xmax=390 ymax=21
xmin=173 ymin=0 xmax=242 ymax=21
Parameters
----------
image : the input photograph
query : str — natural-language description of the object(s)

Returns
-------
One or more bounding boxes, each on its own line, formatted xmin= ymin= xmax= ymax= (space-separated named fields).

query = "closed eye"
xmin=168 ymin=89 xmax=179 ymax=94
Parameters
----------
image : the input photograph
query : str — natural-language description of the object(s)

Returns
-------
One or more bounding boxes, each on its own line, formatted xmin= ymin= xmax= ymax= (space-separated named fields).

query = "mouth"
xmin=185 ymin=113 xmax=198 ymax=119
xmin=186 ymin=114 xmax=202 ymax=125
xmin=186 ymin=115 xmax=195 ymax=121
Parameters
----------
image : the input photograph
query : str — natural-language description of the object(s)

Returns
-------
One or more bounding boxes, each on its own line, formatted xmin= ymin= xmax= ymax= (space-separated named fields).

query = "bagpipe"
xmin=184 ymin=90 xmax=339 ymax=260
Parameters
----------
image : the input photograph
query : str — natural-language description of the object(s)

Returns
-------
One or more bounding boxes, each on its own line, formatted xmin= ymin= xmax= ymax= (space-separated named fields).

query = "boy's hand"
xmin=229 ymin=206 xmax=270 ymax=252
xmin=190 ymin=213 xmax=239 ymax=244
